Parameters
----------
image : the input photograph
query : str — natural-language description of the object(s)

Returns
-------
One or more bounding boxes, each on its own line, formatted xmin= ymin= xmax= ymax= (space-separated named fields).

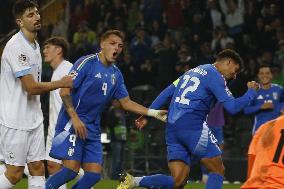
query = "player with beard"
xmin=46 ymin=30 xmax=167 ymax=189
xmin=0 ymin=0 xmax=73 ymax=188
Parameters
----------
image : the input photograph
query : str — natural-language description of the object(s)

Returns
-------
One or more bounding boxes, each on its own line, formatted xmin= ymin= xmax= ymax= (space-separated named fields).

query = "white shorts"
xmin=0 ymin=124 xmax=45 ymax=166
xmin=45 ymin=124 xmax=62 ymax=164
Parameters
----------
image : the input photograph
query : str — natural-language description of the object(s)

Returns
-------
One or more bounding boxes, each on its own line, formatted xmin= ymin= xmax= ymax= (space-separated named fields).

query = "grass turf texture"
xmin=14 ymin=179 xmax=241 ymax=189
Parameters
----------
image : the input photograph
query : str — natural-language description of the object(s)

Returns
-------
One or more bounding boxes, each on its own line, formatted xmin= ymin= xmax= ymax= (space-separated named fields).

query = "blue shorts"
xmin=50 ymin=121 xmax=103 ymax=164
xmin=166 ymin=121 xmax=222 ymax=165
xmin=209 ymin=126 xmax=224 ymax=145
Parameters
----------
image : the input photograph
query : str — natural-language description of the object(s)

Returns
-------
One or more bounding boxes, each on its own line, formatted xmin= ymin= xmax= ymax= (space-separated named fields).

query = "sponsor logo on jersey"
xmin=95 ymin=73 xmax=101 ymax=78
xmin=257 ymin=95 xmax=264 ymax=99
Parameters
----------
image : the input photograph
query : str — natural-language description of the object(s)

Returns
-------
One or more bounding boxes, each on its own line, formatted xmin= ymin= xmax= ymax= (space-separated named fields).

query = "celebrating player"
xmin=118 ymin=49 xmax=260 ymax=189
xmin=244 ymin=64 xmax=284 ymax=134
xmin=45 ymin=30 xmax=167 ymax=189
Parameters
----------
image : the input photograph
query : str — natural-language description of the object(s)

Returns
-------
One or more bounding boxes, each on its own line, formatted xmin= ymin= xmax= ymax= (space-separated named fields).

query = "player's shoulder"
xmin=73 ymin=54 xmax=97 ymax=70
xmin=271 ymin=83 xmax=283 ymax=90
xmin=4 ymin=32 xmax=23 ymax=50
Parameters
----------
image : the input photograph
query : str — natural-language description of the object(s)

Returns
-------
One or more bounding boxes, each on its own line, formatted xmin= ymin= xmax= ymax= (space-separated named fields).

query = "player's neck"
xmin=20 ymin=28 xmax=37 ymax=44
xmin=50 ymin=57 xmax=64 ymax=70
xmin=261 ymin=83 xmax=271 ymax=90
xmin=98 ymin=52 xmax=112 ymax=67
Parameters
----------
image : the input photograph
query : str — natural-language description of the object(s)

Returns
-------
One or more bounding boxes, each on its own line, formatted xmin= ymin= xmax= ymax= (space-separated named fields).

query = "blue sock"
xmin=72 ymin=172 xmax=101 ymax=189
xmin=205 ymin=173 xmax=223 ymax=189
xmin=139 ymin=174 xmax=174 ymax=189
xmin=46 ymin=167 xmax=78 ymax=189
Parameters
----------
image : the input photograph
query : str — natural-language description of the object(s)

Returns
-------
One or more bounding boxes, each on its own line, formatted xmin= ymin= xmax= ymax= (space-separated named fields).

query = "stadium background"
xmin=0 ymin=0 xmax=284 ymax=188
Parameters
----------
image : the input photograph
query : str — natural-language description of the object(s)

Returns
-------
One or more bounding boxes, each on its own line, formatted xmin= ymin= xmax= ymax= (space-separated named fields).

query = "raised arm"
xmin=222 ymin=81 xmax=259 ymax=115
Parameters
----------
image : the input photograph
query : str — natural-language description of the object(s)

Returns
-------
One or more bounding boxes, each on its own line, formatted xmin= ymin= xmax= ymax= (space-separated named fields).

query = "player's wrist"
xmin=147 ymin=109 xmax=158 ymax=117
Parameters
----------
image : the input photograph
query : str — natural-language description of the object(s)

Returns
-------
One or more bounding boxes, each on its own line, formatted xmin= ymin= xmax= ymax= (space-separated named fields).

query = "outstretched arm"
xmin=20 ymin=74 xmax=73 ymax=95
xmin=119 ymin=96 xmax=167 ymax=122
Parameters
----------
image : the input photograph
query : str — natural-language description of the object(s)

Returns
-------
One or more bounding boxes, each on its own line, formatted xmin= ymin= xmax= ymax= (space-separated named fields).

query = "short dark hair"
xmin=43 ymin=36 xmax=69 ymax=59
xmin=100 ymin=30 xmax=125 ymax=42
xmin=13 ymin=0 xmax=38 ymax=18
xmin=216 ymin=49 xmax=243 ymax=71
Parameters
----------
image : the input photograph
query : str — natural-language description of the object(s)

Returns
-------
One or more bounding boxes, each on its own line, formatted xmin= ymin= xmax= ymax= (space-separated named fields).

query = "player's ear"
xmin=16 ymin=18 xmax=23 ymax=27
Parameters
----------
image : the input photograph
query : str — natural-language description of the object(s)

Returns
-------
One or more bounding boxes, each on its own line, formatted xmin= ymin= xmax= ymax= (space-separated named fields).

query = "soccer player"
xmin=0 ymin=1 xmax=73 ymax=188
xmin=43 ymin=36 xmax=73 ymax=189
xmin=118 ymin=49 xmax=260 ymax=189
xmin=45 ymin=30 xmax=167 ymax=189
xmin=244 ymin=64 xmax=284 ymax=134
xmin=241 ymin=115 xmax=284 ymax=189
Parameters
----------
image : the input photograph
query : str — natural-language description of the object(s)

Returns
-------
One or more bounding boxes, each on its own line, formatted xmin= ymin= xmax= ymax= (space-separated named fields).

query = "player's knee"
xmin=6 ymin=169 xmax=24 ymax=184
xmin=28 ymin=161 xmax=45 ymax=176
xmin=47 ymin=161 xmax=61 ymax=175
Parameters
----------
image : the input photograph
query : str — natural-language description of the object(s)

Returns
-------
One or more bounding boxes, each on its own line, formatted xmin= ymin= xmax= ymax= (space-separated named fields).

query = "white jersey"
xmin=0 ymin=31 xmax=42 ymax=130
xmin=46 ymin=60 xmax=72 ymax=164
xmin=49 ymin=60 xmax=72 ymax=129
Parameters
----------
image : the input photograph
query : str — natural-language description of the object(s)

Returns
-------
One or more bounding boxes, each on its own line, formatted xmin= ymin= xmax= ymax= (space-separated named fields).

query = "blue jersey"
xmin=244 ymin=84 xmax=284 ymax=134
xmin=167 ymin=64 xmax=256 ymax=126
xmin=56 ymin=53 xmax=129 ymax=132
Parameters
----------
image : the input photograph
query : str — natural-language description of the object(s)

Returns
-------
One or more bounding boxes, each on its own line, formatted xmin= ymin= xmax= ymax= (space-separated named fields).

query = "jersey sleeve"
xmin=208 ymin=72 xmax=257 ymax=114
xmin=69 ymin=56 xmax=92 ymax=90
xmin=113 ymin=71 xmax=129 ymax=100
xmin=5 ymin=44 xmax=32 ymax=78
xmin=207 ymin=73 xmax=234 ymax=102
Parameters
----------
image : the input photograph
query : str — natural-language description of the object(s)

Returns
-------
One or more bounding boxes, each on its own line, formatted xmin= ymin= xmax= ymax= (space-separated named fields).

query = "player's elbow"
xmin=60 ymin=88 xmax=70 ymax=97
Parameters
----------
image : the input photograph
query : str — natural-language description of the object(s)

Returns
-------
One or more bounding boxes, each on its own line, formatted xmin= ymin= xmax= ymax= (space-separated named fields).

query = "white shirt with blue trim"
xmin=0 ymin=31 xmax=43 ymax=130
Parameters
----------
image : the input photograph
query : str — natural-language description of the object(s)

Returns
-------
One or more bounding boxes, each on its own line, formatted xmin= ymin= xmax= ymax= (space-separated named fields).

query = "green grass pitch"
xmin=14 ymin=179 xmax=241 ymax=189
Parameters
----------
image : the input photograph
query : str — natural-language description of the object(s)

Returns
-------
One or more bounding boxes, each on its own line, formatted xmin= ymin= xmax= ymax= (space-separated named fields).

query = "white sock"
xmin=48 ymin=175 xmax=67 ymax=189
xmin=0 ymin=164 xmax=6 ymax=174
xmin=133 ymin=176 xmax=143 ymax=186
xmin=0 ymin=174 xmax=15 ymax=189
xmin=28 ymin=176 xmax=45 ymax=189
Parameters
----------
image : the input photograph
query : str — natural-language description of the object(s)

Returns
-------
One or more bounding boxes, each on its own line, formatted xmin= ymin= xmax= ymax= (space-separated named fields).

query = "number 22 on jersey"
xmin=175 ymin=75 xmax=200 ymax=105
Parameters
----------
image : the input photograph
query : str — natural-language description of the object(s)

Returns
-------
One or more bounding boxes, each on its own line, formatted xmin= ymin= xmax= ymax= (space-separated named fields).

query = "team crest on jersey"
xmin=18 ymin=54 xmax=28 ymax=65
xmin=273 ymin=92 xmax=278 ymax=100
xmin=111 ymin=74 xmax=116 ymax=85
xmin=68 ymin=147 xmax=74 ymax=156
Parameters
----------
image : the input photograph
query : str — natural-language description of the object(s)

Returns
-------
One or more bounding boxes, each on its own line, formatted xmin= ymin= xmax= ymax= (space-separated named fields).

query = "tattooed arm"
xmin=60 ymin=88 xmax=87 ymax=139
